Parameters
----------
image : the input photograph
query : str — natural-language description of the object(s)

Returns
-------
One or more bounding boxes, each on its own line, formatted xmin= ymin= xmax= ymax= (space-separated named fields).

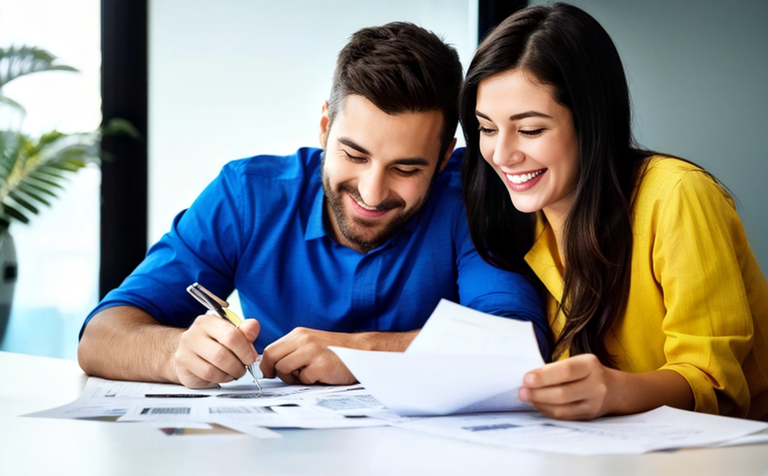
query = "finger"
xmin=298 ymin=354 xmax=357 ymax=385
xmin=523 ymin=354 xmax=598 ymax=388
xmin=210 ymin=321 xmax=259 ymax=369
xmin=272 ymin=346 xmax=314 ymax=382
xmin=274 ymin=368 xmax=302 ymax=385
xmin=174 ymin=346 xmax=236 ymax=388
xmin=531 ymin=400 xmax=599 ymax=421
xmin=524 ymin=377 xmax=594 ymax=406
xmin=180 ymin=317 xmax=249 ymax=382
xmin=260 ymin=334 xmax=298 ymax=379
xmin=238 ymin=318 xmax=261 ymax=344
xmin=188 ymin=334 xmax=246 ymax=381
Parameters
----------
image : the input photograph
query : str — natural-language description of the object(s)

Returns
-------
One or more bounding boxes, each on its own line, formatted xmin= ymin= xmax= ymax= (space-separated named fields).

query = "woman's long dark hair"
xmin=460 ymin=3 xmax=651 ymax=365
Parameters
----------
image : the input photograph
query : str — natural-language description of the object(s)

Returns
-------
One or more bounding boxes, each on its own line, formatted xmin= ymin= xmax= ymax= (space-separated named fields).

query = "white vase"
xmin=0 ymin=229 xmax=17 ymax=346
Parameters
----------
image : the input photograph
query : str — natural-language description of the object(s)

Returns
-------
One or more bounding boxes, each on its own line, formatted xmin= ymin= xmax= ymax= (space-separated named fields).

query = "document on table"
xmin=24 ymin=374 xmax=390 ymax=438
xmin=330 ymin=299 xmax=545 ymax=416
xmin=392 ymin=405 xmax=768 ymax=455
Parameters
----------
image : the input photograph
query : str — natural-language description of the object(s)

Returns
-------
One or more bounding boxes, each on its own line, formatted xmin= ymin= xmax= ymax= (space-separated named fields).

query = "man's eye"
xmin=343 ymin=151 xmax=366 ymax=162
xmin=394 ymin=168 xmax=422 ymax=177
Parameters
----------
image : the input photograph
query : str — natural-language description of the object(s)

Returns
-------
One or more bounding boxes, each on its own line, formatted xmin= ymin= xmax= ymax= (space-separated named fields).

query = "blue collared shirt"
xmin=84 ymin=147 xmax=549 ymax=356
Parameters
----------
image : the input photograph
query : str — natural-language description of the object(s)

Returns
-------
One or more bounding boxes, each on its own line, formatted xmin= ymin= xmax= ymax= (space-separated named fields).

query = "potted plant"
xmin=0 ymin=45 xmax=136 ymax=344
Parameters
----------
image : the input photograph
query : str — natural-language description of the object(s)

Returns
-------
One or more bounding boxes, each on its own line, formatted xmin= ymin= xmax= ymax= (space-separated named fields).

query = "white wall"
xmin=0 ymin=0 xmax=101 ymax=359
xmin=148 ymin=0 xmax=476 ymax=244
xmin=530 ymin=0 xmax=768 ymax=273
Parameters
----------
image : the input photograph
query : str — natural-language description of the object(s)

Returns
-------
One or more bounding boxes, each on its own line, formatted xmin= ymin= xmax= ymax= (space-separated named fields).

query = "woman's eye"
xmin=519 ymin=129 xmax=544 ymax=137
xmin=478 ymin=126 xmax=497 ymax=136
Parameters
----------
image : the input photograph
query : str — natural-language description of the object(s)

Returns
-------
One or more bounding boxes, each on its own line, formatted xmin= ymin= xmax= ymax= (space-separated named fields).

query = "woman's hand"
xmin=519 ymin=354 xmax=694 ymax=420
xmin=519 ymin=354 xmax=618 ymax=420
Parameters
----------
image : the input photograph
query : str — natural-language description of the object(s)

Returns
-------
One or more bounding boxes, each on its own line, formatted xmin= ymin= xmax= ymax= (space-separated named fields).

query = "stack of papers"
xmin=24 ymin=299 xmax=768 ymax=455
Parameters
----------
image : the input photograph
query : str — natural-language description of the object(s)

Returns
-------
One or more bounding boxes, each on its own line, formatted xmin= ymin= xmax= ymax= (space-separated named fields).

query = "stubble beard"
xmin=321 ymin=171 xmax=430 ymax=254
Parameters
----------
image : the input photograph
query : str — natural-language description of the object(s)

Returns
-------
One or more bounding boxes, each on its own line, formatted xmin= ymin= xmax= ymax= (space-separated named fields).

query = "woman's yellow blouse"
xmin=524 ymin=157 xmax=768 ymax=420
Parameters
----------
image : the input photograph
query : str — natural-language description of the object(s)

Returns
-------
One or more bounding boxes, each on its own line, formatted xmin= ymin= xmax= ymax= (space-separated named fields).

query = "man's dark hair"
xmin=328 ymin=22 xmax=463 ymax=161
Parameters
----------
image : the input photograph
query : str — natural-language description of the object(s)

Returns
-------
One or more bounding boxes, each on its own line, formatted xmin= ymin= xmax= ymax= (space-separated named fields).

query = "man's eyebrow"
xmin=338 ymin=137 xmax=430 ymax=167
xmin=338 ymin=137 xmax=370 ymax=155
xmin=475 ymin=110 xmax=553 ymax=121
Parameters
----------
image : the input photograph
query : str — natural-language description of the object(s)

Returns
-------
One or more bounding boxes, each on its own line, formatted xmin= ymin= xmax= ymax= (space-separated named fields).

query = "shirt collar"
xmin=524 ymin=212 xmax=565 ymax=304
xmin=305 ymin=187 xmax=327 ymax=241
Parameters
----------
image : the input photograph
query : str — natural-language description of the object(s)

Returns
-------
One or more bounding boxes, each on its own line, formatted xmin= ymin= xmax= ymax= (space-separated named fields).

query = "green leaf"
xmin=16 ymin=185 xmax=53 ymax=206
xmin=18 ymin=181 xmax=57 ymax=199
xmin=8 ymin=191 xmax=40 ymax=215
xmin=0 ymin=45 xmax=78 ymax=89
xmin=0 ymin=204 xmax=30 ymax=224
xmin=26 ymin=172 xmax=66 ymax=189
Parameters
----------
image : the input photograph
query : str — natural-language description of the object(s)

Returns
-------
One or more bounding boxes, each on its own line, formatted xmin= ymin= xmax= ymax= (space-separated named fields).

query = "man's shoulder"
xmin=432 ymin=147 xmax=465 ymax=192
xmin=225 ymin=147 xmax=323 ymax=182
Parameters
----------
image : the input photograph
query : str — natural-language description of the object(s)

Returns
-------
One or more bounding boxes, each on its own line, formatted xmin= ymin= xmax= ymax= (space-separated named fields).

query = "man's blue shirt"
xmin=85 ymin=147 xmax=549 ymax=356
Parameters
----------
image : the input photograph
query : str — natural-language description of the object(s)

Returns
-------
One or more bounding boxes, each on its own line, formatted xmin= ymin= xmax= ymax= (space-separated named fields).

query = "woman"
xmin=460 ymin=2 xmax=768 ymax=421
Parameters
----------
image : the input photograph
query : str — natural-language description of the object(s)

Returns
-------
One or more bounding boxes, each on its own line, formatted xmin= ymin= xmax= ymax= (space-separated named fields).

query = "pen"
xmin=186 ymin=282 xmax=263 ymax=392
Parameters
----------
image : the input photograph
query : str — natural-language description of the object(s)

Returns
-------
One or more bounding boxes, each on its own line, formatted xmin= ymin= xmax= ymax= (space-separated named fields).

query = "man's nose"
xmin=357 ymin=167 xmax=389 ymax=207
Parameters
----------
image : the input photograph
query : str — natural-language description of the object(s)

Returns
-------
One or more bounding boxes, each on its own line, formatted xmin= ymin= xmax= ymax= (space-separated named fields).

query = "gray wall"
xmin=530 ymin=0 xmax=768 ymax=273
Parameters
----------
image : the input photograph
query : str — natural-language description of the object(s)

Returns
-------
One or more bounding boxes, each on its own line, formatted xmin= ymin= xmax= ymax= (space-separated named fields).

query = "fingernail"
xmin=519 ymin=388 xmax=530 ymax=402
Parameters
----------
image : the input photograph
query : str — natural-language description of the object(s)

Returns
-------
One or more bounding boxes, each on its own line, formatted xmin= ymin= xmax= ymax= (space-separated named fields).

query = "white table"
xmin=2 ymin=351 xmax=768 ymax=476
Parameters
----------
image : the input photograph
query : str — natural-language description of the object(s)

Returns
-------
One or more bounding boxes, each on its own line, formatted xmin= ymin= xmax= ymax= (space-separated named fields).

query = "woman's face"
xmin=475 ymin=69 xmax=579 ymax=226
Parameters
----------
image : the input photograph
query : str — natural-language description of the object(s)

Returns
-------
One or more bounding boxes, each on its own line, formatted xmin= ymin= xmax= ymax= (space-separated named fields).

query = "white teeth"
xmin=356 ymin=200 xmax=377 ymax=211
xmin=506 ymin=170 xmax=544 ymax=184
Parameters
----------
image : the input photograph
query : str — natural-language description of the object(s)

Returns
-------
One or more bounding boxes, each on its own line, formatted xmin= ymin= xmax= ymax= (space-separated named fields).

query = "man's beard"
xmin=322 ymin=172 xmax=430 ymax=254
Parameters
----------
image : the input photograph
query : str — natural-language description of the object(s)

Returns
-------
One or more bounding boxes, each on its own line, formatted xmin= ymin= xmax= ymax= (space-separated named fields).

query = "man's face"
xmin=319 ymin=94 xmax=454 ymax=254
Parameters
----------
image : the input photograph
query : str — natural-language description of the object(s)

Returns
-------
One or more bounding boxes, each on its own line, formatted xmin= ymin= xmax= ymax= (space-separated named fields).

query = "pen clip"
xmin=186 ymin=282 xmax=227 ymax=319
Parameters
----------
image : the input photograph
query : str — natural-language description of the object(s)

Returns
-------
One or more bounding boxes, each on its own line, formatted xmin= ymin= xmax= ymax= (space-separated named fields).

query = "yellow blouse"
xmin=525 ymin=157 xmax=768 ymax=420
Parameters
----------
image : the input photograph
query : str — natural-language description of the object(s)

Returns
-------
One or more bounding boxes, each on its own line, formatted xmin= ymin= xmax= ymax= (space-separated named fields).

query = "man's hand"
xmin=172 ymin=314 xmax=261 ymax=388
xmin=259 ymin=328 xmax=359 ymax=385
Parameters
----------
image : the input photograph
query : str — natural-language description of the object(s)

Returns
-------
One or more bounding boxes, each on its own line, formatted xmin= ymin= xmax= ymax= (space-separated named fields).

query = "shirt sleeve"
xmin=81 ymin=161 xmax=246 ymax=335
xmin=653 ymin=169 xmax=753 ymax=416
xmin=453 ymin=204 xmax=551 ymax=359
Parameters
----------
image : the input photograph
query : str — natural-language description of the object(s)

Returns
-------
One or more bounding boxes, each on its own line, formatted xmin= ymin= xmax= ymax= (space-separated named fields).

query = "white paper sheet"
xmin=24 ymin=374 xmax=386 ymax=432
xmin=393 ymin=406 xmax=768 ymax=455
xmin=330 ymin=299 xmax=544 ymax=416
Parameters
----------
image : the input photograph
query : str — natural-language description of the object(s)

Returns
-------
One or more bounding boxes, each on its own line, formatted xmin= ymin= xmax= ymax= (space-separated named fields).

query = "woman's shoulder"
xmin=634 ymin=155 xmax=732 ymax=210
xmin=642 ymin=155 xmax=702 ymax=176
xmin=637 ymin=155 xmax=718 ymax=192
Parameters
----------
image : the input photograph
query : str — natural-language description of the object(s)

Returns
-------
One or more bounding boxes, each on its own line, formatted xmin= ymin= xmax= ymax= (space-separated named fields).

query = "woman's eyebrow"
xmin=475 ymin=110 xmax=553 ymax=121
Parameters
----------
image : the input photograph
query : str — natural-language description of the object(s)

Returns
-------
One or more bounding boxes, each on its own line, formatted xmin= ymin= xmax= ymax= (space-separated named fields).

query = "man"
xmin=78 ymin=22 xmax=548 ymax=389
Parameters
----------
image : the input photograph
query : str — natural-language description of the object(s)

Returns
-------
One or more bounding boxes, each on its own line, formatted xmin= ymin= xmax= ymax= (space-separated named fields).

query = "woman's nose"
xmin=492 ymin=137 xmax=525 ymax=166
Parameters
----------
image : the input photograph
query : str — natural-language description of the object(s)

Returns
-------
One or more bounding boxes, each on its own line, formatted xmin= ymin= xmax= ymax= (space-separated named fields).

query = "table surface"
xmin=2 ymin=351 xmax=768 ymax=476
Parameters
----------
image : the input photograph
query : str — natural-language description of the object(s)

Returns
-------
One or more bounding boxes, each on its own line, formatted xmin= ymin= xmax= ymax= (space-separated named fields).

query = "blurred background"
xmin=0 ymin=0 xmax=765 ymax=361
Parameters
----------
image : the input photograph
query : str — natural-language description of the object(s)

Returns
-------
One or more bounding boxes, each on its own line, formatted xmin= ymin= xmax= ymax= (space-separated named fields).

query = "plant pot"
xmin=0 ymin=229 xmax=17 ymax=346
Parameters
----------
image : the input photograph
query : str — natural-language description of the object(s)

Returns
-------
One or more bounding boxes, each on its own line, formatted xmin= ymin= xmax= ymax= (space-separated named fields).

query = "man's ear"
xmin=319 ymin=101 xmax=330 ymax=149
xmin=438 ymin=138 xmax=457 ymax=173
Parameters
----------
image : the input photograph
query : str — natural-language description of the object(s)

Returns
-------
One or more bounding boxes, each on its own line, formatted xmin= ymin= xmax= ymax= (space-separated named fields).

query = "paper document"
xmin=25 ymin=375 xmax=388 ymax=436
xmin=330 ymin=299 xmax=544 ymax=416
xmin=393 ymin=406 xmax=768 ymax=455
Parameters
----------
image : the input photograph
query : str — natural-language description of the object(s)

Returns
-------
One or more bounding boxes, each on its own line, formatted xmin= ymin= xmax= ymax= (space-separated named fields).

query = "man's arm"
xmin=260 ymin=328 xmax=418 ymax=385
xmin=78 ymin=306 xmax=260 ymax=388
